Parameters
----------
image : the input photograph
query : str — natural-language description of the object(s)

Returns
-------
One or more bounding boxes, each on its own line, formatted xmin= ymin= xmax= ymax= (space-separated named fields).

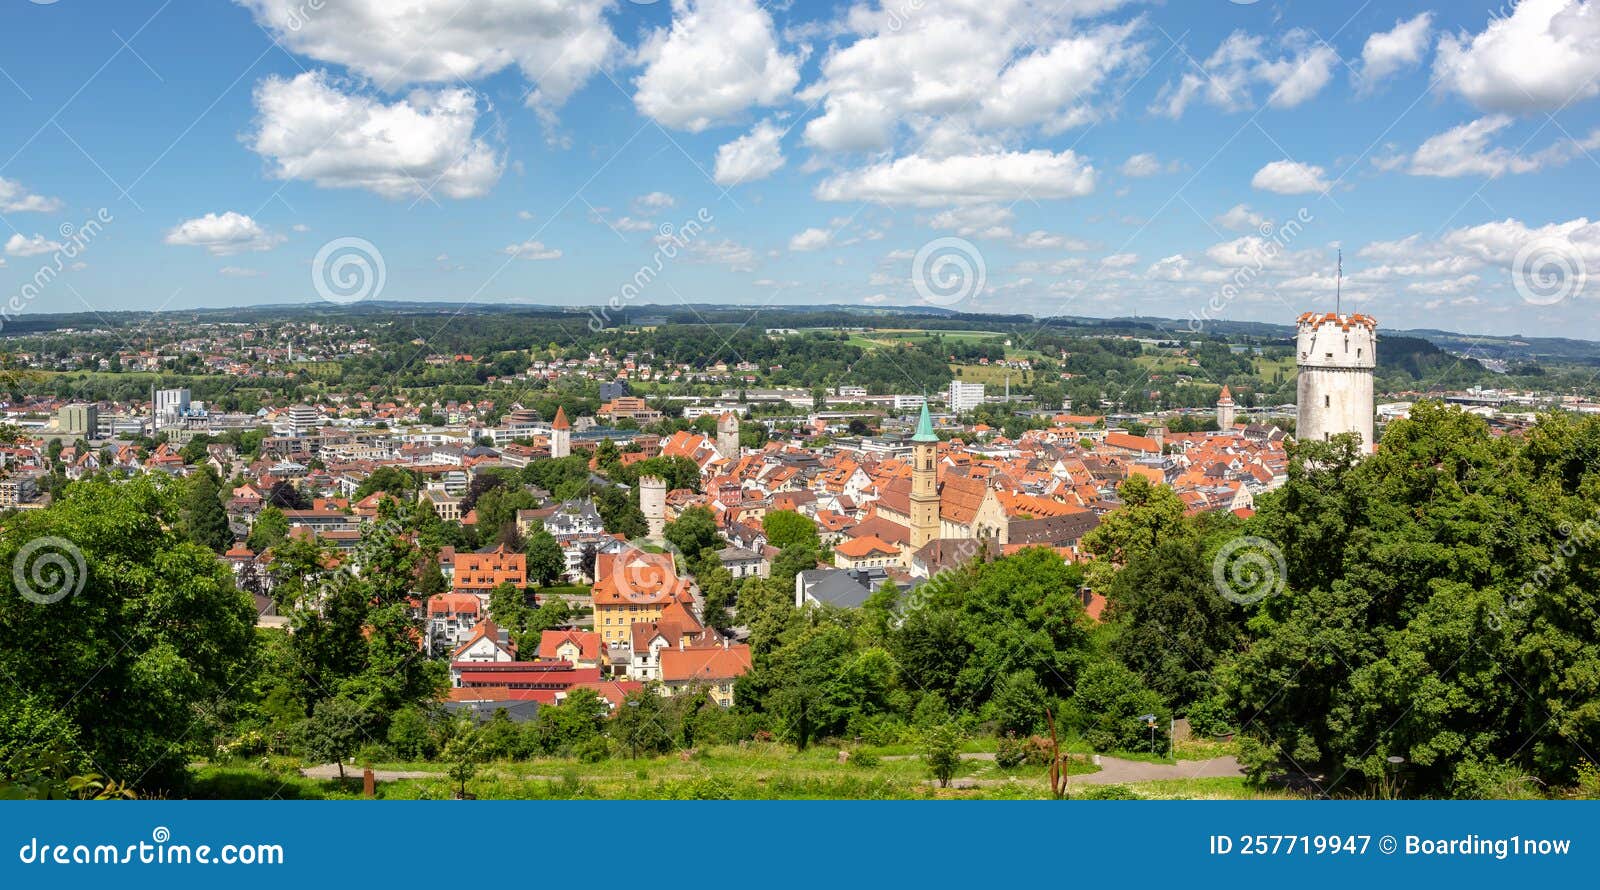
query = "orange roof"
xmin=834 ymin=535 xmax=898 ymax=558
xmin=660 ymin=644 xmax=752 ymax=683
xmin=537 ymin=628 xmax=601 ymax=662
xmin=552 ymin=406 xmax=570 ymax=430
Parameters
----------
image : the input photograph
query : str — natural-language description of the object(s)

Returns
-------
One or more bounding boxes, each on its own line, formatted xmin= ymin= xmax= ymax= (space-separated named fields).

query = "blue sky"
xmin=1 ymin=0 xmax=1598 ymax=337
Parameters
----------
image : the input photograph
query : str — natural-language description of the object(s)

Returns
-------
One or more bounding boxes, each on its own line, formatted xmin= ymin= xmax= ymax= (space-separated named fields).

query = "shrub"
xmin=994 ymin=734 xmax=1027 ymax=769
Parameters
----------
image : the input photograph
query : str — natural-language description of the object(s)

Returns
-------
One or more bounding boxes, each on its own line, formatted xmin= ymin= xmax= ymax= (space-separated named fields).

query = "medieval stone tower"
xmin=1216 ymin=384 xmax=1236 ymax=432
xmin=909 ymin=403 xmax=940 ymax=551
xmin=716 ymin=411 xmax=740 ymax=459
xmin=1295 ymin=312 xmax=1376 ymax=453
xmin=550 ymin=406 xmax=571 ymax=459
xmin=639 ymin=475 xmax=667 ymax=543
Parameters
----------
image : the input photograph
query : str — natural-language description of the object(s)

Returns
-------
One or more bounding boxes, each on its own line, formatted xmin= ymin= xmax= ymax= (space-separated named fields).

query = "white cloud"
xmin=815 ymin=149 xmax=1096 ymax=206
xmin=1014 ymin=230 xmax=1093 ymax=251
xmin=714 ymin=120 xmax=786 ymax=185
xmin=1434 ymin=0 xmax=1600 ymax=112
xmin=1388 ymin=114 xmax=1600 ymax=177
xmin=1250 ymin=159 xmax=1330 ymax=194
xmin=633 ymin=192 xmax=676 ymax=212
xmin=929 ymin=204 xmax=1015 ymax=240
xmin=1119 ymin=152 xmax=1169 ymax=177
xmin=634 ymin=0 xmax=800 ymax=132
xmin=248 ymin=71 xmax=503 ymax=200
xmin=238 ymin=0 xmax=616 ymax=113
xmin=789 ymin=227 xmax=834 ymax=251
xmin=1358 ymin=12 xmax=1433 ymax=88
xmin=1406 ymin=274 xmax=1480 ymax=295
xmin=219 ymin=266 xmax=266 ymax=278
xmin=164 ymin=212 xmax=285 ymax=255
xmin=4 ymin=233 xmax=63 ymax=257
xmin=517 ymin=210 xmax=535 ymax=221
xmin=1214 ymin=203 xmax=1269 ymax=232
xmin=1099 ymin=252 xmax=1139 ymax=268
xmin=687 ymin=238 xmax=757 ymax=271
xmin=1156 ymin=30 xmax=1337 ymax=117
xmin=0 ymin=177 xmax=62 ymax=213
xmin=800 ymin=5 xmax=1146 ymax=152
xmin=503 ymin=239 xmax=562 ymax=260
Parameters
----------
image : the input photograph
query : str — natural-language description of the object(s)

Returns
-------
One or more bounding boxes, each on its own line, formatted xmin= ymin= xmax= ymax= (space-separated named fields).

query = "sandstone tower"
xmin=1216 ymin=384 xmax=1236 ymax=432
xmin=1295 ymin=312 xmax=1376 ymax=453
xmin=909 ymin=403 xmax=940 ymax=551
xmin=550 ymin=406 xmax=571 ymax=459
xmin=716 ymin=411 xmax=740 ymax=460
xmin=639 ymin=475 xmax=667 ymax=543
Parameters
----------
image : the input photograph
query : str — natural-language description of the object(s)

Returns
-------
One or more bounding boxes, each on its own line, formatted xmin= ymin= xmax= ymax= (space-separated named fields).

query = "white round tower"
xmin=639 ymin=475 xmax=667 ymax=543
xmin=1295 ymin=312 xmax=1377 ymax=453
xmin=716 ymin=411 xmax=740 ymax=459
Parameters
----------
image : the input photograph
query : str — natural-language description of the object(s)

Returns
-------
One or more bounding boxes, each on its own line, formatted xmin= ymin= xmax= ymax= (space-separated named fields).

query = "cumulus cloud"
xmin=686 ymin=238 xmax=757 ymax=271
xmin=1155 ymin=30 xmax=1338 ymax=117
xmin=0 ymin=177 xmax=62 ymax=213
xmin=1215 ymin=203 xmax=1269 ymax=232
xmin=788 ymin=227 xmax=834 ymax=251
xmin=503 ymin=239 xmax=562 ymax=260
xmin=800 ymin=6 xmax=1146 ymax=152
xmin=247 ymin=71 xmax=504 ymax=200
xmin=238 ymin=0 xmax=616 ymax=113
xmin=634 ymin=0 xmax=800 ymax=132
xmin=815 ymin=149 xmax=1096 ymax=206
xmin=714 ymin=120 xmax=786 ymax=186
xmin=633 ymin=192 xmax=676 ymax=212
xmin=1250 ymin=159 xmax=1330 ymax=194
xmin=1434 ymin=0 xmax=1600 ymax=112
xmin=1382 ymin=114 xmax=1600 ymax=177
xmin=1120 ymin=153 xmax=1174 ymax=177
xmin=4 ymin=233 xmax=63 ymax=257
xmin=1358 ymin=12 xmax=1433 ymax=88
xmin=163 ymin=211 xmax=285 ymax=255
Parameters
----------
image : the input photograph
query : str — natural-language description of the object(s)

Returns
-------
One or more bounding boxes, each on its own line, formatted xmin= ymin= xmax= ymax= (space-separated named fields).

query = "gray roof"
xmin=797 ymin=568 xmax=874 ymax=609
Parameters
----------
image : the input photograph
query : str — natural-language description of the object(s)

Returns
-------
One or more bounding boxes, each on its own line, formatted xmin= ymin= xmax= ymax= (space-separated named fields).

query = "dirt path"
xmin=301 ymin=764 xmax=440 ymax=781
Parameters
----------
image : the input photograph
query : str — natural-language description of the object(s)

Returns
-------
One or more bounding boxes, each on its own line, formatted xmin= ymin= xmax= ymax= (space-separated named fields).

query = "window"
xmin=1324 ymin=395 xmax=1330 ymax=407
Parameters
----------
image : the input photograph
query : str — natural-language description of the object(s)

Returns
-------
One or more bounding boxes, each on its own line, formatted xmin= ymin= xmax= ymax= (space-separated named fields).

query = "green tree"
xmin=612 ymin=688 xmax=675 ymax=758
xmin=923 ymin=723 xmax=963 ymax=788
xmin=298 ymin=696 xmax=368 ymax=782
xmin=248 ymin=505 xmax=289 ymax=553
xmin=183 ymin=469 xmax=233 ymax=552
xmin=763 ymin=510 xmax=820 ymax=552
xmin=0 ymin=476 xmax=255 ymax=790
xmin=1105 ymin=537 xmax=1243 ymax=707
xmin=664 ymin=506 xmax=722 ymax=558
xmin=525 ymin=527 xmax=565 ymax=587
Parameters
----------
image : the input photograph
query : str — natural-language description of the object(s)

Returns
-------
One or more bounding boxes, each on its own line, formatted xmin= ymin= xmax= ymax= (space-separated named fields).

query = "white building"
xmin=949 ymin=380 xmax=985 ymax=414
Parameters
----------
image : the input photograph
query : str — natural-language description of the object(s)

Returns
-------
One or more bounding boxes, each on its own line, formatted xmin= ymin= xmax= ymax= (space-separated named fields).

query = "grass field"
xmin=185 ymin=738 xmax=1267 ymax=801
xmin=949 ymin=364 xmax=1031 ymax=387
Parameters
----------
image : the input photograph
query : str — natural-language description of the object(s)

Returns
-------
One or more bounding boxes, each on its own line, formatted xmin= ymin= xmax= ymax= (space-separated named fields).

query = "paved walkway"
xmin=301 ymin=764 xmax=439 ymax=781
xmin=1073 ymin=755 xmax=1245 ymax=785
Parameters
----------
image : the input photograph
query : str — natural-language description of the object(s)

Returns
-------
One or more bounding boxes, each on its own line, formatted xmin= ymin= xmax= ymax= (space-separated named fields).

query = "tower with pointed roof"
xmin=550 ymin=406 xmax=571 ymax=459
xmin=1215 ymin=385 xmax=1236 ymax=432
xmin=909 ymin=403 xmax=940 ymax=551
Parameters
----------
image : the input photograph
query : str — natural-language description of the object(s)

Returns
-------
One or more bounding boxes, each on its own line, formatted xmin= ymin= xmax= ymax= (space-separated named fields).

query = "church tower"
xmin=550 ymin=406 xmax=571 ymax=459
xmin=1215 ymin=385 xmax=1236 ymax=432
xmin=1295 ymin=312 xmax=1377 ymax=453
xmin=909 ymin=403 xmax=940 ymax=551
xmin=717 ymin=411 xmax=740 ymax=459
